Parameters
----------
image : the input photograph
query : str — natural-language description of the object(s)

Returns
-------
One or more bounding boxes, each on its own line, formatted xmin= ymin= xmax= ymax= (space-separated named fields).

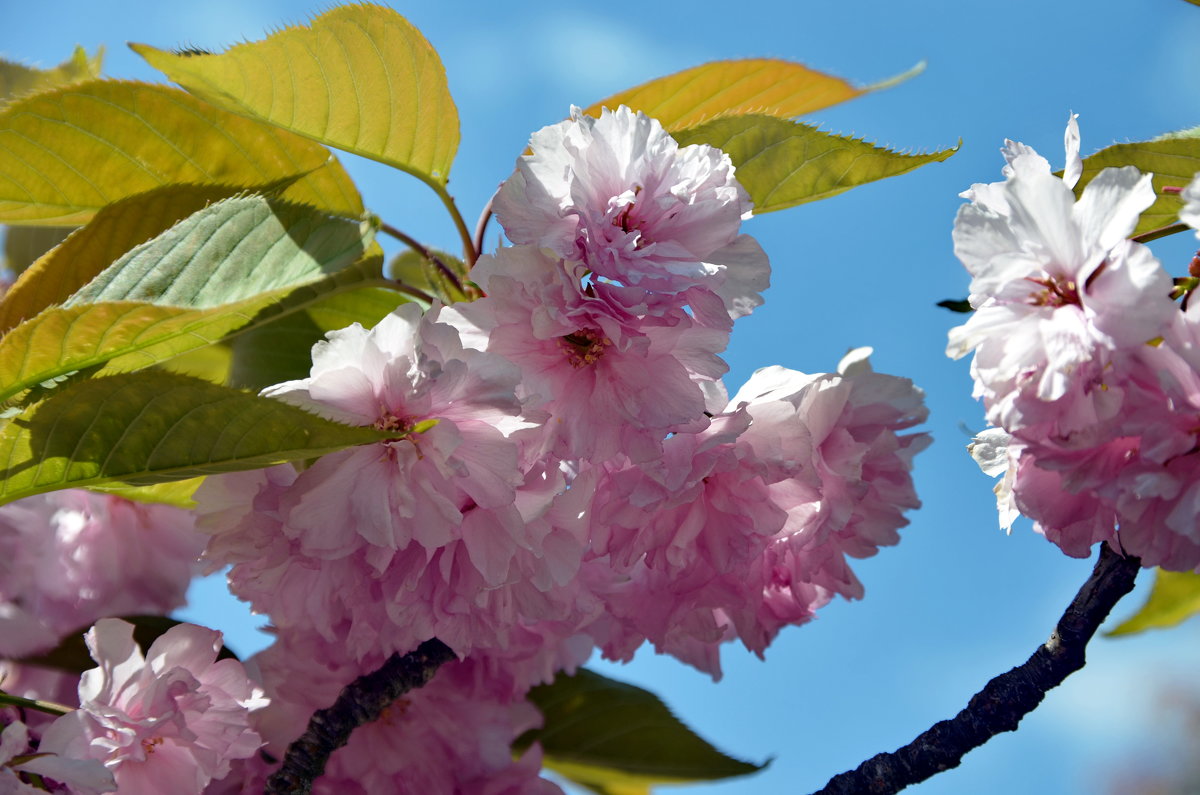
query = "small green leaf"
xmin=673 ymin=115 xmax=957 ymax=213
xmin=389 ymin=248 xmax=468 ymax=303
xmin=519 ymin=669 xmax=765 ymax=793
xmin=133 ymin=4 xmax=460 ymax=183
xmin=582 ymin=59 xmax=917 ymax=132
xmin=20 ymin=615 xmax=237 ymax=675
xmin=1075 ymin=133 xmax=1200 ymax=236
xmin=0 ymin=80 xmax=363 ymax=225
xmin=85 ymin=477 xmax=206 ymax=509
xmin=0 ymin=46 xmax=102 ymax=106
xmin=1108 ymin=568 xmax=1200 ymax=636
xmin=0 ymin=370 xmax=388 ymax=505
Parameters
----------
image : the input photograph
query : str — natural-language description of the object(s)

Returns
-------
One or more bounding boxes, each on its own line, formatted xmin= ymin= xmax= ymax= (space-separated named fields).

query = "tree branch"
xmin=812 ymin=543 xmax=1141 ymax=795
xmin=264 ymin=638 xmax=456 ymax=795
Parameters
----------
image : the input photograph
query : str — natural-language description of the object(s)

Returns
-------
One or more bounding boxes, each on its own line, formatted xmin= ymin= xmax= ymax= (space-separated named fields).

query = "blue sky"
xmin=6 ymin=1 xmax=1200 ymax=792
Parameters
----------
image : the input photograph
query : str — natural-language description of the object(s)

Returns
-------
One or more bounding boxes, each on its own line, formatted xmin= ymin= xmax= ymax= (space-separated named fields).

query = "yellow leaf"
xmin=0 ymin=45 xmax=102 ymax=106
xmin=581 ymin=59 xmax=910 ymax=131
xmin=132 ymin=4 xmax=459 ymax=183
xmin=0 ymin=80 xmax=362 ymax=226
xmin=1108 ymin=568 xmax=1200 ymax=636
xmin=86 ymin=477 xmax=205 ymax=509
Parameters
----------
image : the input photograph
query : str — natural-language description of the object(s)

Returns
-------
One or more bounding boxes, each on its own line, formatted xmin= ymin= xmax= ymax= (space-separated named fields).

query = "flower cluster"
xmin=191 ymin=105 xmax=928 ymax=791
xmin=951 ymin=115 xmax=1200 ymax=570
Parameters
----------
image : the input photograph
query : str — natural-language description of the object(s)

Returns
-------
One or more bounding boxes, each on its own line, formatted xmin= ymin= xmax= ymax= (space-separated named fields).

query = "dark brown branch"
xmin=264 ymin=638 xmax=456 ymax=795
xmin=812 ymin=543 xmax=1141 ymax=795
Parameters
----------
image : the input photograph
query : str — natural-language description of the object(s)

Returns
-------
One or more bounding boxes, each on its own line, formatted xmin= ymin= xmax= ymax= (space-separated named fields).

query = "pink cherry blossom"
xmin=446 ymin=246 xmax=726 ymax=463
xmin=0 ymin=491 xmax=205 ymax=658
xmin=260 ymin=303 xmax=535 ymax=564
xmin=584 ymin=350 xmax=928 ymax=676
xmin=38 ymin=619 xmax=267 ymax=795
xmin=198 ymin=462 xmax=600 ymax=670
xmin=493 ymin=105 xmax=766 ymax=298
xmin=947 ymin=114 xmax=1175 ymax=437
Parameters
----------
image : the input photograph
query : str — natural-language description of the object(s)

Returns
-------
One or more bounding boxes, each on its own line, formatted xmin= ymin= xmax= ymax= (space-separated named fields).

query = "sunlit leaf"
xmin=0 ymin=46 xmax=102 ymax=106
xmin=1108 ymin=568 xmax=1200 ymax=636
xmin=673 ymin=115 xmax=957 ymax=213
xmin=228 ymin=286 xmax=406 ymax=391
xmin=20 ymin=615 xmax=236 ymax=674
xmin=1075 ymin=132 xmax=1200 ymax=236
xmin=2 ymin=226 xmax=73 ymax=279
xmin=0 ymin=80 xmax=362 ymax=225
xmin=0 ymin=184 xmax=253 ymax=333
xmin=518 ymin=669 xmax=765 ymax=793
xmin=133 ymin=4 xmax=459 ymax=183
xmin=158 ymin=343 xmax=234 ymax=385
xmin=85 ymin=477 xmax=206 ymax=509
xmin=0 ymin=371 xmax=389 ymax=505
xmin=582 ymin=59 xmax=919 ymax=132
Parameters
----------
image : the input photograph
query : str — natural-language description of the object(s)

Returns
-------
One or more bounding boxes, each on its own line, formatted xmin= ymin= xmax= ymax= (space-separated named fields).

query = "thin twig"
xmin=812 ymin=543 xmax=1141 ymax=795
xmin=264 ymin=638 xmax=456 ymax=795
xmin=473 ymin=190 xmax=497 ymax=257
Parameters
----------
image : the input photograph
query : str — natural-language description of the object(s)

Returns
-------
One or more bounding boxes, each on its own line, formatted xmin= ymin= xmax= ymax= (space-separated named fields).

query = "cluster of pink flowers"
xmin=189 ymin=105 xmax=928 ymax=792
xmin=951 ymin=114 xmax=1200 ymax=571
xmin=0 ymin=106 xmax=927 ymax=794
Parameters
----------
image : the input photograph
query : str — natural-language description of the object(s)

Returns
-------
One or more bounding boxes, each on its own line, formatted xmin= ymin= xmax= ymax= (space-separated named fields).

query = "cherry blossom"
xmin=0 ymin=492 xmax=205 ymax=658
xmin=38 ymin=619 xmax=267 ymax=795
xmin=493 ymin=105 xmax=765 ymax=297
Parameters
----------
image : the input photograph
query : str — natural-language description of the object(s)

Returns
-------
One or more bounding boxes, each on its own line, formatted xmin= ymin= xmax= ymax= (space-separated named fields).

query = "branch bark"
xmin=812 ymin=542 xmax=1141 ymax=795
xmin=264 ymin=638 xmax=456 ymax=795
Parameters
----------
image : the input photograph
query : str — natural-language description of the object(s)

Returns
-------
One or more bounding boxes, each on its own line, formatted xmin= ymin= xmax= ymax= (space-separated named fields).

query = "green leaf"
xmin=228 ymin=286 xmax=406 ymax=391
xmin=2 ymin=225 xmax=73 ymax=278
xmin=1075 ymin=133 xmax=1200 ymax=236
xmin=673 ymin=115 xmax=957 ymax=213
xmin=388 ymin=248 xmax=468 ymax=303
xmin=65 ymin=195 xmax=374 ymax=308
xmin=0 ymin=80 xmax=363 ymax=225
xmin=132 ymin=5 xmax=459 ymax=183
xmin=518 ymin=669 xmax=765 ymax=793
xmin=20 ymin=615 xmax=237 ymax=674
xmin=0 ymin=184 xmax=255 ymax=333
xmin=1108 ymin=568 xmax=1200 ymax=636
xmin=0 ymin=258 xmax=387 ymax=407
xmin=0 ymin=46 xmax=102 ymax=106
xmin=0 ymin=370 xmax=388 ymax=505
xmin=582 ymin=59 xmax=918 ymax=132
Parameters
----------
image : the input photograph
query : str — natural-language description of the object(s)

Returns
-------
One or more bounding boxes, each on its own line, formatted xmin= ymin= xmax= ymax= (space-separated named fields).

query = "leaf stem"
xmin=1131 ymin=222 xmax=1189 ymax=244
xmin=264 ymin=638 xmax=456 ymax=795
xmin=811 ymin=543 xmax=1141 ymax=795
xmin=427 ymin=181 xmax=479 ymax=268
xmin=0 ymin=690 xmax=72 ymax=716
